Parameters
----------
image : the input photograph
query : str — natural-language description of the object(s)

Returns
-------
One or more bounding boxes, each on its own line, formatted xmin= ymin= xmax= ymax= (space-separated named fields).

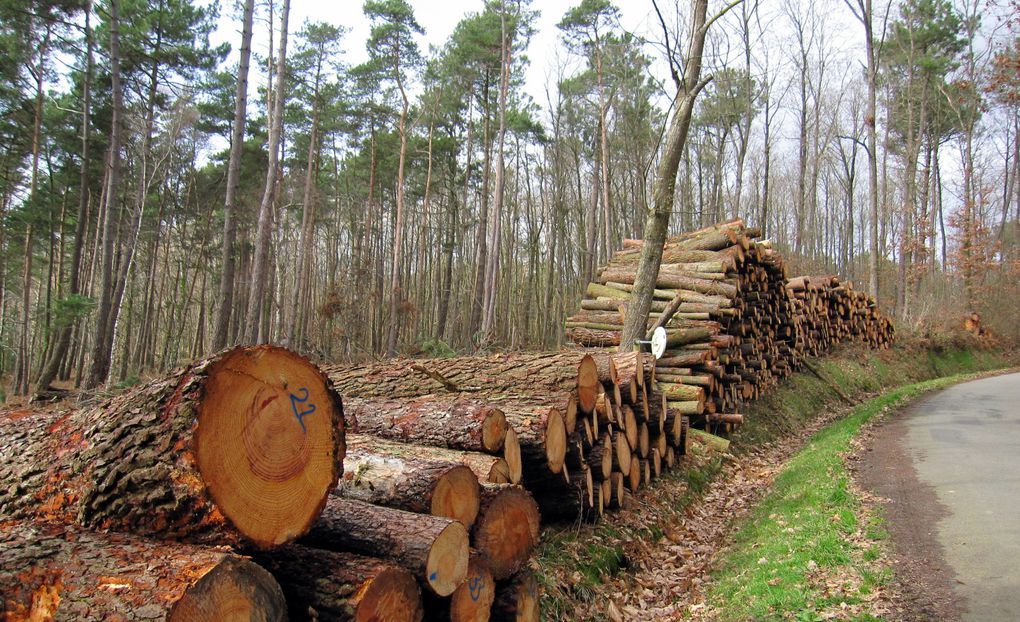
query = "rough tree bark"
xmin=1 ymin=522 xmax=287 ymax=621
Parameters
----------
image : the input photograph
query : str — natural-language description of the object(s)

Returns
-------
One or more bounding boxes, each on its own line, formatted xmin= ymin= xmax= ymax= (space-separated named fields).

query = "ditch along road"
xmin=858 ymin=372 xmax=1020 ymax=622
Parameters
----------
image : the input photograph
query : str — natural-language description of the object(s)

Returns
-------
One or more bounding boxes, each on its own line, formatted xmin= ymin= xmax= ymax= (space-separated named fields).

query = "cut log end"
xmin=432 ymin=465 xmax=482 ymax=530
xmin=545 ymin=408 xmax=567 ymax=474
xmin=427 ymin=521 xmax=471 ymax=597
xmin=195 ymin=345 xmax=344 ymax=549
xmin=503 ymin=428 xmax=523 ymax=485
xmin=169 ymin=557 xmax=285 ymax=622
xmin=474 ymin=486 xmax=541 ymax=581
xmin=482 ymin=407 xmax=509 ymax=453
xmin=355 ymin=566 xmax=424 ymax=622
xmin=448 ymin=554 xmax=496 ymax=622
xmin=576 ymin=354 xmax=600 ymax=413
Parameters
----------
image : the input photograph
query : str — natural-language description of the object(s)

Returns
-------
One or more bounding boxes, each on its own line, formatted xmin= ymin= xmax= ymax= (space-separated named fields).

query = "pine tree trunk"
xmin=213 ymin=0 xmax=255 ymax=350
xmin=345 ymin=395 xmax=508 ymax=453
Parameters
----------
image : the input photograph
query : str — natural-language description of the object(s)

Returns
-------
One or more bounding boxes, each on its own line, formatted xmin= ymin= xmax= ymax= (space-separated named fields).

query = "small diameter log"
xmin=0 ymin=345 xmax=343 ymax=549
xmin=588 ymin=433 xmax=613 ymax=480
xmin=612 ymin=430 xmax=632 ymax=476
xmin=345 ymin=396 xmax=507 ymax=453
xmin=1 ymin=522 xmax=287 ymax=621
xmin=423 ymin=552 xmax=495 ymax=622
xmin=502 ymin=428 xmax=523 ymax=485
xmin=304 ymin=496 xmax=469 ymax=597
xmin=255 ymin=545 xmax=423 ymax=622
xmin=626 ymin=456 xmax=642 ymax=492
xmin=492 ymin=571 xmax=540 ymax=622
xmin=500 ymin=405 xmax=567 ymax=475
xmin=472 ymin=484 xmax=541 ymax=580
xmin=340 ymin=435 xmax=481 ymax=528
xmin=607 ymin=473 xmax=626 ymax=509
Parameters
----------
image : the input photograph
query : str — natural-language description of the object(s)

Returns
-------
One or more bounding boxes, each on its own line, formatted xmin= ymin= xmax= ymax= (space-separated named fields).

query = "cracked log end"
xmin=196 ymin=345 xmax=344 ymax=549
xmin=474 ymin=485 xmax=541 ymax=581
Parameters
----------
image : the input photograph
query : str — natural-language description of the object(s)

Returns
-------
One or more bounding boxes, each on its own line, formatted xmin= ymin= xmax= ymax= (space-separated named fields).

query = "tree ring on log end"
xmin=474 ymin=487 xmax=540 ymax=580
xmin=196 ymin=346 xmax=342 ymax=548
xmin=481 ymin=406 xmax=508 ymax=453
xmin=544 ymin=409 xmax=567 ymax=474
xmin=576 ymin=354 xmax=599 ymax=413
xmin=169 ymin=557 xmax=285 ymax=621
xmin=426 ymin=521 xmax=470 ymax=596
xmin=431 ymin=465 xmax=481 ymax=527
xmin=502 ymin=428 xmax=522 ymax=484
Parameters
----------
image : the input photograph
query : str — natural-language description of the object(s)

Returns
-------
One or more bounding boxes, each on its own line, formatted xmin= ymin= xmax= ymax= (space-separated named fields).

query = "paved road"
xmin=882 ymin=373 xmax=1020 ymax=621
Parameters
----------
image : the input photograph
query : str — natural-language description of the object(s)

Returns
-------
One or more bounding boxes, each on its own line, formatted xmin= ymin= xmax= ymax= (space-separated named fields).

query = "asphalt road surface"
xmin=862 ymin=372 xmax=1020 ymax=622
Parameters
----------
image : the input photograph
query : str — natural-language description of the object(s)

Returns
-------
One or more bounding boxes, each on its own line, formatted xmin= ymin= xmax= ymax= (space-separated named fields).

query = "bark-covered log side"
xmin=302 ymin=496 xmax=469 ymax=596
xmin=472 ymin=484 xmax=541 ymax=581
xmin=0 ymin=345 xmax=344 ymax=549
xmin=325 ymin=352 xmax=593 ymax=403
xmin=339 ymin=435 xmax=481 ymax=528
xmin=254 ymin=544 xmax=423 ymax=622
xmin=345 ymin=396 xmax=507 ymax=453
xmin=0 ymin=522 xmax=287 ymax=621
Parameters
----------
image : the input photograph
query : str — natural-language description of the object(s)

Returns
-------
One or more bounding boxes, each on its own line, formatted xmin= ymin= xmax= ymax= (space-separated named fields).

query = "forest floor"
xmin=533 ymin=338 xmax=1017 ymax=621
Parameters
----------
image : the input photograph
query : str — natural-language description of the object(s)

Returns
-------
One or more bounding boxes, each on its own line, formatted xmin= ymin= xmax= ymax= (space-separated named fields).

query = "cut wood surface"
xmin=345 ymin=396 xmax=508 ymax=453
xmin=472 ymin=484 xmax=541 ymax=581
xmin=0 ymin=522 xmax=287 ymax=621
xmin=303 ymin=496 xmax=468 ymax=596
xmin=0 ymin=345 xmax=344 ymax=549
xmin=255 ymin=544 xmax=423 ymax=622
xmin=423 ymin=552 xmax=495 ymax=622
xmin=339 ymin=434 xmax=481 ymax=527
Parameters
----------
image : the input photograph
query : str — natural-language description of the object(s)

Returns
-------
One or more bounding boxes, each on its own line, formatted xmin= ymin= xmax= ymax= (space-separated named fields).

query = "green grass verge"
xmin=699 ymin=370 xmax=1004 ymax=621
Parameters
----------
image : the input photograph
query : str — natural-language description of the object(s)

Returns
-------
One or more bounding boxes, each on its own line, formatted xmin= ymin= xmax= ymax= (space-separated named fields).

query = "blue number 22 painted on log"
xmin=289 ymin=388 xmax=316 ymax=433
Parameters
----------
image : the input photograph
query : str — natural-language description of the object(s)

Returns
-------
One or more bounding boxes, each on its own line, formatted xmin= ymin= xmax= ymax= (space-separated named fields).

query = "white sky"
xmin=209 ymin=0 xmax=670 ymax=108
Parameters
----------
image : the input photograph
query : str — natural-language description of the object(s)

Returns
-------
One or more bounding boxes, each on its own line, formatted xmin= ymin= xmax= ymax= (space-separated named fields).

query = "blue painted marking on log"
xmin=289 ymin=387 xmax=316 ymax=433
xmin=429 ymin=571 xmax=439 ymax=582
xmin=469 ymin=576 xmax=484 ymax=601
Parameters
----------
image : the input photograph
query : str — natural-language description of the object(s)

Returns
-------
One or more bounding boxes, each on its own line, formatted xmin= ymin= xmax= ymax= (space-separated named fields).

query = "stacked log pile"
xmin=567 ymin=219 xmax=894 ymax=431
xmin=0 ymin=345 xmax=542 ymax=621
xmin=1 ymin=221 xmax=896 ymax=620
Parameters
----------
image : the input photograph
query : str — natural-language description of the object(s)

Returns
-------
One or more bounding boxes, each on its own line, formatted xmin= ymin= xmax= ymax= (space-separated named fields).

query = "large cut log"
xmin=472 ymin=484 xmax=541 ymax=581
xmin=326 ymin=352 xmax=599 ymax=414
xmin=0 ymin=522 xmax=287 ymax=621
xmin=345 ymin=396 xmax=508 ymax=453
xmin=492 ymin=571 xmax=540 ymax=622
xmin=0 ymin=345 xmax=344 ymax=549
xmin=255 ymin=545 xmax=423 ymax=621
xmin=303 ymin=496 xmax=469 ymax=596
xmin=423 ymin=552 xmax=495 ymax=622
xmin=339 ymin=434 xmax=481 ymax=527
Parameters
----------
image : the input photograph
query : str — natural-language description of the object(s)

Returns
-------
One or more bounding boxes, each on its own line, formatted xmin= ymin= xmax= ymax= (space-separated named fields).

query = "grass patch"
xmin=700 ymin=371 xmax=999 ymax=621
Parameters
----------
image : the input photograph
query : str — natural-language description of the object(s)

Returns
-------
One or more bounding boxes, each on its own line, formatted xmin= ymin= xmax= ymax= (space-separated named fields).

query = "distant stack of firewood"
xmin=566 ymin=219 xmax=894 ymax=431
xmin=787 ymin=274 xmax=894 ymax=354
